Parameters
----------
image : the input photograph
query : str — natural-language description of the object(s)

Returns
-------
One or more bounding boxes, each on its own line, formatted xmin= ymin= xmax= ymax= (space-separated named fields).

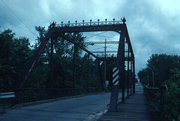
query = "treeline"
xmin=0 ymin=26 xmax=102 ymax=92
xmin=138 ymin=54 xmax=180 ymax=121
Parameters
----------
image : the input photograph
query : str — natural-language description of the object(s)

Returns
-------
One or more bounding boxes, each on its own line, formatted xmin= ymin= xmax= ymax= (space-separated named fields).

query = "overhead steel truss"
xmin=84 ymin=41 xmax=119 ymax=45
xmin=18 ymin=18 xmax=135 ymax=112
xmin=54 ymin=20 xmax=123 ymax=33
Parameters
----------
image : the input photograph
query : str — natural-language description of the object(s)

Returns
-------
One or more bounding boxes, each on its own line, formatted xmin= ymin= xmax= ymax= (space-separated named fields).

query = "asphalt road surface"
xmin=0 ymin=93 xmax=110 ymax=121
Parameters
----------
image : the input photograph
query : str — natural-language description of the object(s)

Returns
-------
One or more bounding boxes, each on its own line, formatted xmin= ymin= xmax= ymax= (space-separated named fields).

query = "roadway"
xmin=0 ymin=93 xmax=110 ymax=121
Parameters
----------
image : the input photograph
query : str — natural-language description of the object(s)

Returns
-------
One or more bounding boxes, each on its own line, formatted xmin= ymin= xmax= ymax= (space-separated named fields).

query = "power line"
xmin=1 ymin=0 xmax=38 ymax=38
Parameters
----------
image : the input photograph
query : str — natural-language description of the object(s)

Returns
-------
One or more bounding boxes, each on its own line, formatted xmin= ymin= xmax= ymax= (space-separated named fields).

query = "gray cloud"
xmin=0 ymin=0 xmax=179 ymax=74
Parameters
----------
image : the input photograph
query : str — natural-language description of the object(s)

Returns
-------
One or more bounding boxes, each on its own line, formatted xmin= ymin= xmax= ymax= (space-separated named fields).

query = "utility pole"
xmin=87 ymin=54 xmax=90 ymax=88
xmin=47 ymin=38 xmax=54 ymax=88
xmin=104 ymin=38 xmax=107 ymax=89
xmin=73 ymin=44 xmax=77 ymax=88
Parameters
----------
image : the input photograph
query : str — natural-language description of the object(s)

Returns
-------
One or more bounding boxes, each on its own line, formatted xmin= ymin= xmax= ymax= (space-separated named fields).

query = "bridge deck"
xmin=98 ymin=83 xmax=150 ymax=121
xmin=0 ymin=93 xmax=110 ymax=121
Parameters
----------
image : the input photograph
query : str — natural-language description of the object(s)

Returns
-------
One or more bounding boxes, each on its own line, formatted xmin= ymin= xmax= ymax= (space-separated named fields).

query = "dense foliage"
xmin=138 ymin=54 xmax=180 ymax=121
xmin=0 ymin=27 xmax=102 ymax=93
xmin=0 ymin=29 xmax=32 ymax=91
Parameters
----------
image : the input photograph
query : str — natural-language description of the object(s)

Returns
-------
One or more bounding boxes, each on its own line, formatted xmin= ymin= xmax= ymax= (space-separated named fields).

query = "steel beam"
xmin=124 ymin=25 xmax=134 ymax=57
xmin=92 ymin=51 xmax=117 ymax=53
xmin=59 ymin=34 xmax=98 ymax=58
xmin=133 ymin=57 xmax=135 ymax=93
xmin=127 ymin=47 xmax=130 ymax=97
xmin=131 ymin=60 xmax=133 ymax=95
xmin=98 ymin=57 xmax=133 ymax=61
xmin=84 ymin=41 xmax=118 ymax=45
xmin=54 ymin=24 xmax=122 ymax=33
xmin=17 ymin=31 xmax=51 ymax=89
xmin=118 ymin=24 xmax=126 ymax=103
xmin=109 ymin=23 xmax=126 ymax=111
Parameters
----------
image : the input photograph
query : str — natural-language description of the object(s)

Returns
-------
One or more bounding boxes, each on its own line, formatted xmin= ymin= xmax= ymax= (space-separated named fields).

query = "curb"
xmin=84 ymin=109 xmax=108 ymax=121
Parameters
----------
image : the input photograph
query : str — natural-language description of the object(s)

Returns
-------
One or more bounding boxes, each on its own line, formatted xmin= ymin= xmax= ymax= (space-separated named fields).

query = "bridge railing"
xmin=144 ymin=85 xmax=167 ymax=121
xmin=0 ymin=87 xmax=101 ymax=105
xmin=57 ymin=19 xmax=122 ymax=28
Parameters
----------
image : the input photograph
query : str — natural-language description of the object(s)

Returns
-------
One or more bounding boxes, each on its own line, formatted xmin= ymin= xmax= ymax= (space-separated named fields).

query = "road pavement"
xmin=0 ymin=93 xmax=110 ymax=121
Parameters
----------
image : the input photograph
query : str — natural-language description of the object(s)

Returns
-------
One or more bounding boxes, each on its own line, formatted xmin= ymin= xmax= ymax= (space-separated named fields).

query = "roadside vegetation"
xmin=138 ymin=54 xmax=180 ymax=121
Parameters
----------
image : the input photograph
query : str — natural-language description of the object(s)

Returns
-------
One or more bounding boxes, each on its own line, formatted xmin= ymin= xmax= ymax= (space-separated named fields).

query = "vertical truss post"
xmin=133 ymin=56 xmax=135 ymax=93
xmin=73 ymin=44 xmax=77 ymax=88
xmin=87 ymin=54 xmax=90 ymax=89
xmin=130 ymin=60 xmax=133 ymax=95
xmin=124 ymin=61 xmax=127 ymax=97
xmin=109 ymin=22 xmax=126 ymax=111
xmin=109 ymin=79 xmax=119 ymax=111
xmin=119 ymin=25 xmax=126 ymax=103
xmin=127 ymin=48 xmax=130 ymax=97
xmin=104 ymin=39 xmax=107 ymax=88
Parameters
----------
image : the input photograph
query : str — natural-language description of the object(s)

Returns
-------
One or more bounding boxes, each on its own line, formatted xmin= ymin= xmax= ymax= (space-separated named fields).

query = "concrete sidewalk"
xmin=98 ymin=83 xmax=150 ymax=121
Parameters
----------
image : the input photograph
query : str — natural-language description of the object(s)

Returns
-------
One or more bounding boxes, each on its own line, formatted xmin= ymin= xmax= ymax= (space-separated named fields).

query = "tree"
xmin=138 ymin=54 xmax=180 ymax=121
xmin=138 ymin=54 xmax=180 ymax=87
xmin=0 ymin=29 xmax=31 ymax=91
xmin=0 ymin=24 xmax=102 ymax=94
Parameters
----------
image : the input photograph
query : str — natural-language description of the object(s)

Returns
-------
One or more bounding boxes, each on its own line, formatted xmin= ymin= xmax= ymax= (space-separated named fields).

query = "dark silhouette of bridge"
xmin=16 ymin=18 xmax=135 ymax=112
xmin=0 ymin=18 xmax=152 ymax=121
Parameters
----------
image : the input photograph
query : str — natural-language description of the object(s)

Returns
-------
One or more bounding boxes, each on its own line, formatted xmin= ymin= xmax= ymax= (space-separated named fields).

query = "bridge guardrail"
xmin=0 ymin=92 xmax=16 ymax=113
xmin=13 ymin=87 xmax=102 ymax=104
xmin=0 ymin=88 xmax=101 ymax=113
xmin=144 ymin=85 xmax=168 ymax=121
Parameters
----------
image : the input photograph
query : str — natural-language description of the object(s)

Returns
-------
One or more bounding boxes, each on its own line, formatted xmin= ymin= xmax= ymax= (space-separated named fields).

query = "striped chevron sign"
xmin=112 ymin=67 xmax=119 ymax=85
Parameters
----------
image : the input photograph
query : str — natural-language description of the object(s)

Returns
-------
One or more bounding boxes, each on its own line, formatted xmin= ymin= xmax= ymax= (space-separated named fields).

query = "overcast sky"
xmin=0 ymin=0 xmax=180 ymax=74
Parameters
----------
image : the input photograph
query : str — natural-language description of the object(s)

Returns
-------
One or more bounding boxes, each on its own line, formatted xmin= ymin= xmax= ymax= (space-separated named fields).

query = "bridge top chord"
xmin=57 ymin=19 xmax=123 ymax=28
xmin=50 ymin=19 xmax=125 ymax=33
